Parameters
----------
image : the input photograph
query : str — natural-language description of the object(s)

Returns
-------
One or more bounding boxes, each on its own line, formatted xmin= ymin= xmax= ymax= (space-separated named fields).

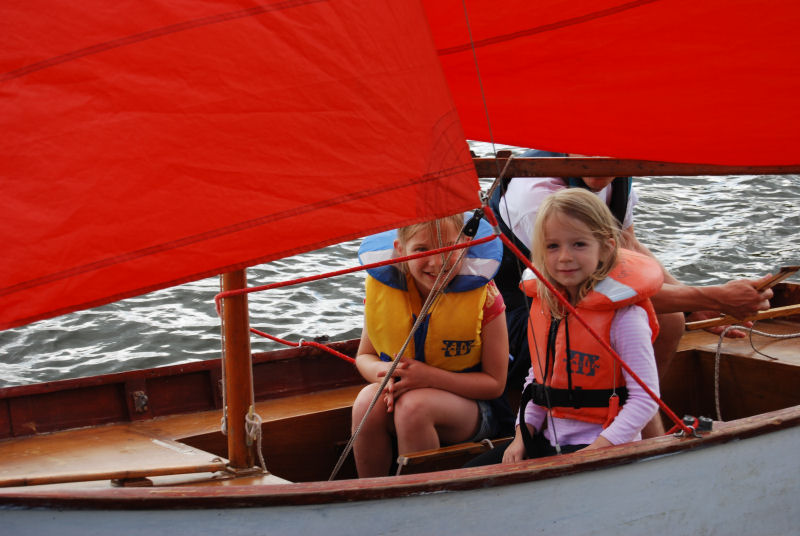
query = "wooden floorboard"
xmin=0 ymin=385 xmax=362 ymax=488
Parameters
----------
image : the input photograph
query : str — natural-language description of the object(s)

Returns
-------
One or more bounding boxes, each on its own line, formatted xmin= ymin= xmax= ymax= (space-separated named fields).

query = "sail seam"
xmin=437 ymin=0 xmax=662 ymax=56
xmin=0 ymin=163 xmax=475 ymax=300
xmin=0 ymin=0 xmax=327 ymax=83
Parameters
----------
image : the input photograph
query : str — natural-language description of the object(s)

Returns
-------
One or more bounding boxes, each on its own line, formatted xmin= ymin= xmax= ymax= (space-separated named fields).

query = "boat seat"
xmin=395 ymin=436 xmax=513 ymax=476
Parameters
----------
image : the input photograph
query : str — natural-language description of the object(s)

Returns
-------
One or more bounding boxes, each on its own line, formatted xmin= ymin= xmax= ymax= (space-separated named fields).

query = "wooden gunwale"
xmin=0 ymin=403 xmax=798 ymax=508
xmin=0 ymin=339 xmax=361 ymax=440
xmin=0 ymin=339 xmax=359 ymax=400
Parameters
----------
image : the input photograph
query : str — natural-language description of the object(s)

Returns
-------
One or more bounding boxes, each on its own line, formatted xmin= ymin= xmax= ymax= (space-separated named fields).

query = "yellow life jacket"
xmin=358 ymin=212 xmax=503 ymax=371
xmin=365 ymin=273 xmax=487 ymax=371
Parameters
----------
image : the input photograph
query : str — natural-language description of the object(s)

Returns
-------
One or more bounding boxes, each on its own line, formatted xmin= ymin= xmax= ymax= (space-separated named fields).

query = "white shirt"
xmin=497 ymin=177 xmax=638 ymax=250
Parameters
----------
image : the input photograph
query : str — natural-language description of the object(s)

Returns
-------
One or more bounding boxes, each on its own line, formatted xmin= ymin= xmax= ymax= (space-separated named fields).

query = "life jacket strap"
xmin=524 ymin=382 xmax=629 ymax=409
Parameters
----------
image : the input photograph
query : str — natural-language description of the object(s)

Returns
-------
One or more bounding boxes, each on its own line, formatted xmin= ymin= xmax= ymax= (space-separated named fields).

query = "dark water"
xmin=1 ymin=143 xmax=798 ymax=387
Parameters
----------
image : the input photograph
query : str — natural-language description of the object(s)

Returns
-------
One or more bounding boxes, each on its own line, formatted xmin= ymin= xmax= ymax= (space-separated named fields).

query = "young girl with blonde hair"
xmin=468 ymin=188 xmax=662 ymax=466
xmin=352 ymin=213 xmax=513 ymax=477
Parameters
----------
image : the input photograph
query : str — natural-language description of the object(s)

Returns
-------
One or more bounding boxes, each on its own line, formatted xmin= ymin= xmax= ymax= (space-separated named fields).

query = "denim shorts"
xmin=469 ymin=399 xmax=498 ymax=442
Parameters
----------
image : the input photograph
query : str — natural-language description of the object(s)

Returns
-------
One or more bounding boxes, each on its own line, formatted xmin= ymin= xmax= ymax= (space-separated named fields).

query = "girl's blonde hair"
xmin=531 ymin=188 xmax=620 ymax=317
xmin=395 ymin=213 xmax=464 ymax=274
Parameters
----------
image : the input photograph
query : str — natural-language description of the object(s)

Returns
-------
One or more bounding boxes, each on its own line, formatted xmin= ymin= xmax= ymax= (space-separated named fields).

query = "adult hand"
xmin=712 ymin=276 xmax=773 ymax=318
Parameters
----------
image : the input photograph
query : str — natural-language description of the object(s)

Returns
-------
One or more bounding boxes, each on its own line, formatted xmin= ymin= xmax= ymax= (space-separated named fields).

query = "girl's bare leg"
xmin=393 ymin=388 xmax=480 ymax=455
xmin=351 ymin=383 xmax=394 ymax=477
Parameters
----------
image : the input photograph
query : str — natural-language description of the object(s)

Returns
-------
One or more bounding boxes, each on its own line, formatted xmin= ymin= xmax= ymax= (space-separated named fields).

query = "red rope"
xmin=215 ymin=235 xmax=495 ymax=365
xmin=214 ymin=234 xmax=496 ymax=313
xmin=217 ymin=208 xmax=691 ymax=436
xmin=249 ymin=328 xmax=356 ymax=364
xmin=482 ymin=207 xmax=693 ymax=436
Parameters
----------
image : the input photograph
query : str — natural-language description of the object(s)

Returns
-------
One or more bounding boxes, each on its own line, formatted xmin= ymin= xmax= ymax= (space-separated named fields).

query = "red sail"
xmin=0 ymin=1 xmax=478 ymax=330
xmin=424 ymin=0 xmax=800 ymax=165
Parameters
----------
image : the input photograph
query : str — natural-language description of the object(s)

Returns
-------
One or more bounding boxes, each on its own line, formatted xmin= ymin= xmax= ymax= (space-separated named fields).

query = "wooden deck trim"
xmin=396 ymin=436 xmax=513 ymax=475
xmin=0 ymin=340 xmax=362 ymax=440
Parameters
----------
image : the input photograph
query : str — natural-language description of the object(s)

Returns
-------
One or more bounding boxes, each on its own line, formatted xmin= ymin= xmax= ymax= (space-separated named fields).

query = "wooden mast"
xmin=220 ymin=269 xmax=255 ymax=470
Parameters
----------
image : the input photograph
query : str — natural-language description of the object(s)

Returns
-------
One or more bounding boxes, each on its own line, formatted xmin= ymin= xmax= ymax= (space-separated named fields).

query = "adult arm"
xmin=650 ymin=278 xmax=773 ymax=317
xmin=619 ymin=224 xmax=680 ymax=284
xmin=621 ymin=224 xmax=772 ymax=318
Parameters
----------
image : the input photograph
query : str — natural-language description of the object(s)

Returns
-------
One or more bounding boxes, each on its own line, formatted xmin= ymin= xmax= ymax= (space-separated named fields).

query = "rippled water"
xmin=1 ymin=144 xmax=798 ymax=387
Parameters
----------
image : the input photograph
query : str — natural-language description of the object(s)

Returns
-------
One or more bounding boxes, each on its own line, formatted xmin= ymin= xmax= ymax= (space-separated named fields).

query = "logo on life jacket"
xmin=442 ymin=339 xmax=475 ymax=357
xmin=566 ymin=350 xmax=601 ymax=377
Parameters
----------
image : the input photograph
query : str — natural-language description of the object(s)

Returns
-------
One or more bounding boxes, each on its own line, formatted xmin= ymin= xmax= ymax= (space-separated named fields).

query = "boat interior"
xmin=1 ymin=282 xmax=799 ymax=491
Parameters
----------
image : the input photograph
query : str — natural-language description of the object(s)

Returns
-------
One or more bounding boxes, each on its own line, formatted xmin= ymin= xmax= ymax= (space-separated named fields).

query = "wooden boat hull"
xmin=2 ymin=407 xmax=799 ymax=535
xmin=2 ymin=284 xmax=799 ymax=533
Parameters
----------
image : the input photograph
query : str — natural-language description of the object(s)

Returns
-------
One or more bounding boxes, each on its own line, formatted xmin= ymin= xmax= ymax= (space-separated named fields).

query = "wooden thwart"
xmin=685 ymin=304 xmax=800 ymax=331
xmin=395 ymin=436 xmax=513 ymax=476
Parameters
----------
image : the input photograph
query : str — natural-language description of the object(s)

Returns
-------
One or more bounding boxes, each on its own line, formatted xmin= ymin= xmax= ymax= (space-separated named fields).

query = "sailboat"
xmin=2 ymin=0 xmax=800 ymax=533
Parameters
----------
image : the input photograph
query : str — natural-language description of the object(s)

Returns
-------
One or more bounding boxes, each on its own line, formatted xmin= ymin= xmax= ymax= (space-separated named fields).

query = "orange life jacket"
xmin=522 ymin=249 xmax=662 ymax=425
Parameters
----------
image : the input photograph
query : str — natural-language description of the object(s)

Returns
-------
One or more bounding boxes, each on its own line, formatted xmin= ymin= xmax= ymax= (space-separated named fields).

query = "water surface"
xmin=1 ymin=145 xmax=798 ymax=387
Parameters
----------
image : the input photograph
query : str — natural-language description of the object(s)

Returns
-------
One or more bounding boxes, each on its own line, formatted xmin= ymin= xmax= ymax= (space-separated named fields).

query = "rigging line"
xmin=329 ymin=232 xmax=472 ymax=481
xmin=213 ymin=235 xmax=495 ymax=312
xmin=250 ymin=328 xmax=355 ymax=363
xmin=459 ymin=0 xmax=499 ymax=163
xmin=460 ymin=0 xmax=564 ymax=450
xmin=218 ymin=278 xmax=229 ymax=436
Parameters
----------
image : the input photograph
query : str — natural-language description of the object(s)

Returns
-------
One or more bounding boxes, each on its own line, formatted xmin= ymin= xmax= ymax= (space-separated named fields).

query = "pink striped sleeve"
xmin=600 ymin=304 xmax=660 ymax=445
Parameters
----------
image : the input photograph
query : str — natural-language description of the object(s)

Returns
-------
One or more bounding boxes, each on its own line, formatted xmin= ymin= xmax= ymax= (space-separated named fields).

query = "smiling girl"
xmin=504 ymin=187 xmax=663 ymax=462
xmin=351 ymin=214 xmax=513 ymax=477
xmin=468 ymin=189 xmax=663 ymax=467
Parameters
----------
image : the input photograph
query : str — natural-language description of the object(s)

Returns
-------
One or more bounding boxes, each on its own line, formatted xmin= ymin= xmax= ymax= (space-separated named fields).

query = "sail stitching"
xmin=0 ymin=0 xmax=327 ymax=83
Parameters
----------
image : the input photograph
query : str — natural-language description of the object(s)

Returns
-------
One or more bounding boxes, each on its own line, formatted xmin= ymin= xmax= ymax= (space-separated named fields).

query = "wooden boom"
xmin=685 ymin=304 xmax=800 ymax=331
xmin=473 ymin=156 xmax=800 ymax=178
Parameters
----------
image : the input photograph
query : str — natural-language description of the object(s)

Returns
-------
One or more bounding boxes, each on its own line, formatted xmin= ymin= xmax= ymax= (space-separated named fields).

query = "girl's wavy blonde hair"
xmin=531 ymin=188 xmax=620 ymax=317
xmin=395 ymin=213 xmax=464 ymax=274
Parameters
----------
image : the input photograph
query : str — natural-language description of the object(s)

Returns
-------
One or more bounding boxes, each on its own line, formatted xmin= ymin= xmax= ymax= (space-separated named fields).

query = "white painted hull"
xmin=3 ymin=424 xmax=798 ymax=536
